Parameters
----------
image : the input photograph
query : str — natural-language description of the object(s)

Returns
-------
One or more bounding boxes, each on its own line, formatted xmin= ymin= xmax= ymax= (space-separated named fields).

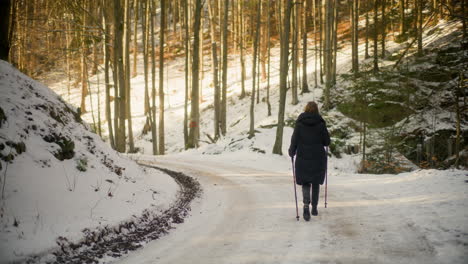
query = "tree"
xmin=0 ymin=0 xmax=11 ymax=60
xmin=301 ymin=0 xmax=310 ymax=94
xmin=124 ymin=0 xmax=135 ymax=153
xmin=272 ymin=0 xmax=292 ymax=155
xmin=291 ymin=0 xmax=299 ymax=105
xmin=150 ymin=0 xmax=158 ymax=155
xmin=208 ymin=0 xmax=221 ymax=140
xmin=114 ymin=0 xmax=127 ymax=152
xmin=187 ymin=0 xmax=202 ymax=149
xmin=102 ymin=0 xmax=115 ymax=149
xmin=220 ymin=0 xmax=229 ymax=136
xmin=249 ymin=0 xmax=261 ymax=139
xmin=159 ymin=0 xmax=166 ymax=155
xmin=381 ymin=0 xmax=386 ymax=58
xmin=373 ymin=0 xmax=379 ymax=73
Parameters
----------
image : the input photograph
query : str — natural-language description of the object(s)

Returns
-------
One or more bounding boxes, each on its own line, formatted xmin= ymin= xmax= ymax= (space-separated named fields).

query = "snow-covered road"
xmin=113 ymin=155 xmax=458 ymax=264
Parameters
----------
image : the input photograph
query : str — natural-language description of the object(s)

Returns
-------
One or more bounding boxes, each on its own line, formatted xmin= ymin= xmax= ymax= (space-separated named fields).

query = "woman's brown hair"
xmin=304 ymin=101 xmax=319 ymax=114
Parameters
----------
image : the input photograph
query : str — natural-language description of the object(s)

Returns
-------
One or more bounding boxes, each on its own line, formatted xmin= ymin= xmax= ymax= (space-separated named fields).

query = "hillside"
xmin=0 ymin=60 xmax=179 ymax=263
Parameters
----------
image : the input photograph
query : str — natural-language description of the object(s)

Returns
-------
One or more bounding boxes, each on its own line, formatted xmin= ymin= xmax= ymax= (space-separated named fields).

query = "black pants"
xmin=302 ymin=183 xmax=320 ymax=207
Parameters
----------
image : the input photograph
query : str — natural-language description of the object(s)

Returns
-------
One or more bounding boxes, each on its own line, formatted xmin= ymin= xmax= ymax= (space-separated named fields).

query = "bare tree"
xmin=272 ymin=0 xmax=292 ymax=155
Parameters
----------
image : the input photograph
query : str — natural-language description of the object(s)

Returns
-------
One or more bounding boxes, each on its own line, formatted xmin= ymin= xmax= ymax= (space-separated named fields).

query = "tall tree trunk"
xmin=81 ymin=1 xmax=88 ymax=113
xmin=183 ymin=0 xmax=189 ymax=148
xmin=323 ymin=0 xmax=334 ymax=110
xmin=272 ymin=0 xmax=292 ymax=155
xmin=381 ymin=0 xmax=386 ymax=58
xmin=417 ymin=0 xmax=423 ymax=56
xmin=249 ymin=0 xmax=261 ymax=139
xmin=302 ymin=0 xmax=310 ymax=94
xmin=159 ymin=0 xmax=166 ymax=155
xmin=132 ymin=0 xmax=138 ymax=77
xmin=400 ymin=0 xmax=405 ymax=34
xmin=208 ymin=0 xmax=220 ymax=140
xmin=291 ymin=1 xmax=299 ymax=105
xmin=114 ymin=0 xmax=127 ymax=152
xmin=365 ymin=1 xmax=370 ymax=58
xmin=220 ymin=0 xmax=228 ymax=136
xmin=150 ymin=0 xmax=158 ymax=155
xmin=124 ymin=0 xmax=135 ymax=152
xmin=142 ymin=0 xmax=150 ymax=119
xmin=103 ymin=3 xmax=115 ymax=149
xmin=187 ymin=0 xmax=202 ymax=148
xmin=0 ymin=0 xmax=11 ymax=60
xmin=239 ymin=0 xmax=246 ymax=99
xmin=266 ymin=0 xmax=272 ymax=116
xmin=373 ymin=0 xmax=379 ymax=73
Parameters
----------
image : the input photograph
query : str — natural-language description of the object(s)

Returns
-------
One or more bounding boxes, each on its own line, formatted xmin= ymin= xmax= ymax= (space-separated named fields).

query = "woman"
xmin=288 ymin=101 xmax=330 ymax=221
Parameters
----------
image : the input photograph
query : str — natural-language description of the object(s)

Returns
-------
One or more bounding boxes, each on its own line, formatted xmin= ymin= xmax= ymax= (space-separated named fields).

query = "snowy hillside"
xmin=0 ymin=60 xmax=178 ymax=263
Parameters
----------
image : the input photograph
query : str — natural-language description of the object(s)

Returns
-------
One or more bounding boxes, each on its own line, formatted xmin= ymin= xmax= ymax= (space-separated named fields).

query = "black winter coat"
xmin=288 ymin=112 xmax=331 ymax=185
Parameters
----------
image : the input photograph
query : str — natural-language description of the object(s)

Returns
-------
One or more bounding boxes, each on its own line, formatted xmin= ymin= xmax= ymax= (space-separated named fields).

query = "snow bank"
xmin=0 ymin=60 xmax=178 ymax=263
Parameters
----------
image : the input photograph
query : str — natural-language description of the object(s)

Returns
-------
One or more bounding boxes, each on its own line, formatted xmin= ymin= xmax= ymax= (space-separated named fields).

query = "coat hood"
xmin=297 ymin=112 xmax=325 ymax=127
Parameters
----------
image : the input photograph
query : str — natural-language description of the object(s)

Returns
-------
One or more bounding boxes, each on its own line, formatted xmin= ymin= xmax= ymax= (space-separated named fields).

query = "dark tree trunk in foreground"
xmin=0 ymin=0 xmax=11 ymax=60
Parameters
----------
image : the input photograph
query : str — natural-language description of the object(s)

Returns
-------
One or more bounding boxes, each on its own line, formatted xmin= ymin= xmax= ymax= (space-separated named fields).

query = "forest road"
xmin=115 ymin=156 xmax=436 ymax=264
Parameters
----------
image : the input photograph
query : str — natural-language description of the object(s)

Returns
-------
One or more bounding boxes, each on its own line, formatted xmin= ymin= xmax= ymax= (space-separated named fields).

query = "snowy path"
xmin=115 ymin=156 xmax=441 ymax=264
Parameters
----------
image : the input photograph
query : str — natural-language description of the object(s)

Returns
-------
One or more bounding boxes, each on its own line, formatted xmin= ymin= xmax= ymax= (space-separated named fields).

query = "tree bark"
xmin=0 ymin=0 xmax=11 ymax=60
xmin=187 ymin=0 xmax=202 ymax=148
xmin=159 ymin=0 xmax=166 ymax=155
xmin=373 ymin=0 xmax=379 ymax=73
xmin=249 ymin=0 xmax=261 ymax=139
xmin=150 ymin=0 xmax=158 ymax=155
xmin=302 ymin=0 xmax=310 ymax=94
xmin=272 ymin=0 xmax=292 ymax=155
xmin=114 ymin=0 xmax=127 ymax=152
xmin=220 ymin=0 xmax=229 ymax=136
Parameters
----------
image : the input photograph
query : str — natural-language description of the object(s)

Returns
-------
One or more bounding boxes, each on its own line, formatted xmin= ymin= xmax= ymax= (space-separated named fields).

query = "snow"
xmin=0 ymin=61 xmax=178 ymax=263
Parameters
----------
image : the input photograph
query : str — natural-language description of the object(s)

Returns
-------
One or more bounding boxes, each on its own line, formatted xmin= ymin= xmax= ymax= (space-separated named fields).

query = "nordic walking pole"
xmin=291 ymin=157 xmax=300 ymax=221
xmin=324 ymin=147 xmax=328 ymax=208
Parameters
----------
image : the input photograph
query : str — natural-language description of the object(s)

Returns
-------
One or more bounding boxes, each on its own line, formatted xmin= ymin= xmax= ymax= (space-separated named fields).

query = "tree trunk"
xmin=400 ymin=0 xmax=405 ymax=34
xmin=272 ymin=0 xmax=292 ymax=155
xmin=239 ymin=0 xmax=246 ymax=99
xmin=417 ymin=0 xmax=423 ymax=56
xmin=80 ymin=1 xmax=88 ymax=113
xmin=208 ymin=0 xmax=220 ymax=140
xmin=132 ymin=0 xmax=138 ymax=77
xmin=220 ymin=0 xmax=228 ymax=136
xmin=187 ymin=0 xmax=202 ymax=148
xmin=102 ymin=4 xmax=115 ymax=149
xmin=159 ymin=0 xmax=166 ymax=155
xmin=183 ymin=0 xmax=189 ymax=148
xmin=0 ymin=0 xmax=11 ymax=60
xmin=124 ymin=0 xmax=135 ymax=153
xmin=302 ymin=0 xmax=310 ymax=94
xmin=373 ymin=0 xmax=379 ymax=73
xmin=150 ymin=0 xmax=158 ymax=155
xmin=381 ymin=0 xmax=386 ymax=58
xmin=323 ymin=0 xmax=334 ymax=110
xmin=249 ymin=0 xmax=261 ymax=139
xmin=365 ymin=1 xmax=370 ymax=58
xmin=114 ymin=0 xmax=127 ymax=152
xmin=267 ymin=0 xmax=272 ymax=116
xmin=291 ymin=1 xmax=299 ymax=105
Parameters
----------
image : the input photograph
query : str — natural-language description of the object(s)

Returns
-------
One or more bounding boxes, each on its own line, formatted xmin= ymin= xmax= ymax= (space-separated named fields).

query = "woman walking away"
xmin=289 ymin=102 xmax=330 ymax=221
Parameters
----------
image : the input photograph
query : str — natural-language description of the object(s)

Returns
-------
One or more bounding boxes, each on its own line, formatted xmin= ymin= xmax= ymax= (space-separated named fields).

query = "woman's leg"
xmin=302 ymin=183 xmax=311 ymax=206
xmin=311 ymin=183 xmax=320 ymax=215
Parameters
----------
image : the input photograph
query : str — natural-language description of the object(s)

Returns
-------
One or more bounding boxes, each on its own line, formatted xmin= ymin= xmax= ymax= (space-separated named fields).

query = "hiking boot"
xmin=311 ymin=206 xmax=318 ymax=216
xmin=303 ymin=206 xmax=311 ymax=221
